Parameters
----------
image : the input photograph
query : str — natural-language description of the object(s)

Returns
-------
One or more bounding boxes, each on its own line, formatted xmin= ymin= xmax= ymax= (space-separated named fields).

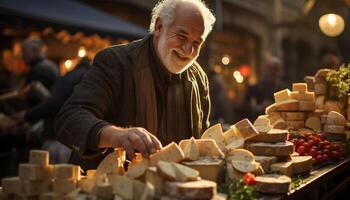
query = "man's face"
xmin=22 ymin=45 xmax=35 ymax=64
xmin=155 ymin=4 xmax=205 ymax=74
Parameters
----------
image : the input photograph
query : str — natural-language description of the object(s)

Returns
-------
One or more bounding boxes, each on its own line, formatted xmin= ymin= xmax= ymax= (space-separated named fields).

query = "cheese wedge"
xmin=253 ymin=116 xmax=272 ymax=133
xmin=201 ymin=124 xmax=225 ymax=151
xmin=254 ymin=174 xmax=291 ymax=194
xmin=182 ymin=157 xmax=224 ymax=182
xmin=223 ymin=126 xmax=240 ymax=145
xmin=231 ymin=161 xmax=259 ymax=173
xmin=225 ymin=137 xmax=244 ymax=151
xmin=315 ymin=96 xmax=325 ymax=109
xmin=245 ymin=141 xmax=294 ymax=156
xmin=233 ymin=119 xmax=259 ymax=140
xmin=95 ymin=149 xmax=125 ymax=177
xmin=157 ymin=161 xmax=199 ymax=182
xmin=305 ymin=116 xmax=321 ymax=131
xmin=225 ymin=149 xmax=255 ymax=163
xmin=328 ymin=111 xmax=347 ymax=125
xmin=150 ymin=142 xmax=184 ymax=166
xmin=248 ymin=129 xmax=288 ymax=143
xmin=226 ymin=163 xmax=244 ymax=181
xmin=126 ymin=157 xmax=149 ymax=179
xmin=274 ymin=89 xmax=291 ymax=103
xmin=108 ymin=175 xmax=133 ymax=200
xmin=179 ymin=139 xmax=224 ymax=158
xmin=183 ymin=137 xmax=200 ymax=161
xmin=145 ymin=167 xmax=164 ymax=195
xmin=267 ymin=112 xmax=281 ymax=124
xmin=164 ymin=180 xmax=216 ymax=200
xmin=291 ymin=156 xmax=313 ymax=175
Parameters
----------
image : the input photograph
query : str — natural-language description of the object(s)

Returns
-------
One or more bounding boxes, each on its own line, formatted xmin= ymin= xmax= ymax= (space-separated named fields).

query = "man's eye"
xmin=178 ymin=35 xmax=186 ymax=40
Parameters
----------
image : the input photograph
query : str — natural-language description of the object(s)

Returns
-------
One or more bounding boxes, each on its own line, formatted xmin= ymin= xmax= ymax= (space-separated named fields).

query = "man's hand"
xmin=13 ymin=110 xmax=26 ymax=124
xmin=99 ymin=126 xmax=162 ymax=159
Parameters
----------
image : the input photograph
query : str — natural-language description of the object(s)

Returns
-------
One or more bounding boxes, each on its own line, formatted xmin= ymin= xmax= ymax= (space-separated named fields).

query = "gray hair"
xmin=149 ymin=0 xmax=216 ymax=38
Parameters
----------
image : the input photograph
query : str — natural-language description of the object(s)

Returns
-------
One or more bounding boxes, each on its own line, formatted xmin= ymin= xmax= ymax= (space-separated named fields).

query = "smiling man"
xmin=55 ymin=0 xmax=216 ymax=170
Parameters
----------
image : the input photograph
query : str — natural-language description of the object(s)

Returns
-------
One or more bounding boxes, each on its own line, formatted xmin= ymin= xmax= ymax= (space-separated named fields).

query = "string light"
xmin=319 ymin=13 xmax=345 ymax=37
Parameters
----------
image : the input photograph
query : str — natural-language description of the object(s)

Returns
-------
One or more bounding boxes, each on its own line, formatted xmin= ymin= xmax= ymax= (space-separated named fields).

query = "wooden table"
xmin=260 ymin=158 xmax=350 ymax=200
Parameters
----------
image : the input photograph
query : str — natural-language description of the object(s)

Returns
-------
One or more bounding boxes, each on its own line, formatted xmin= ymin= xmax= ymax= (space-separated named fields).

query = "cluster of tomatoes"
xmin=288 ymin=129 xmax=345 ymax=165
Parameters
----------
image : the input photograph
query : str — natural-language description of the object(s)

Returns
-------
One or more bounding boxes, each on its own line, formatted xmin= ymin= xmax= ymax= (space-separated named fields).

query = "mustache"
xmin=173 ymin=48 xmax=191 ymax=60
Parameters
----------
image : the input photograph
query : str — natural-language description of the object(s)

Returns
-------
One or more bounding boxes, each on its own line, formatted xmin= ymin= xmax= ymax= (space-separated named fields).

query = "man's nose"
xmin=182 ymin=42 xmax=193 ymax=57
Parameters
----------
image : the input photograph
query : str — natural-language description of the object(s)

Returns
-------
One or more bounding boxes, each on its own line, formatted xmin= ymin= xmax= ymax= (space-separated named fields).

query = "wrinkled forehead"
xmin=169 ymin=2 xmax=205 ymax=39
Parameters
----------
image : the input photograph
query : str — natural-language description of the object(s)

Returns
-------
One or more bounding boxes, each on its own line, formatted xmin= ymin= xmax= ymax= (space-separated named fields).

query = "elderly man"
xmin=55 ymin=0 xmax=216 ymax=169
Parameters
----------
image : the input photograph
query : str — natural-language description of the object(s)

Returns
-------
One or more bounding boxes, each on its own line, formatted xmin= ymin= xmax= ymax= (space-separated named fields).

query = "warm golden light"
xmin=233 ymin=70 xmax=244 ymax=83
xmin=319 ymin=13 xmax=345 ymax=37
xmin=78 ymin=47 xmax=86 ymax=58
xmin=65 ymin=60 xmax=72 ymax=70
xmin=222 ymin=55 xmax=230 ymax=65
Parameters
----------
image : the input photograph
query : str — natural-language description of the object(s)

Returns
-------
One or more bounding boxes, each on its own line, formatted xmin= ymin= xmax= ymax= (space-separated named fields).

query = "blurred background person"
xmin=242 ymin=56 xmax=287 ymax=121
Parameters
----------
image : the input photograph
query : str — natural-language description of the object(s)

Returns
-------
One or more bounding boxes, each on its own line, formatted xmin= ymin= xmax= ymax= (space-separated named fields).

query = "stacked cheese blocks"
xmin=265 ymin=82 xmax=317 ymax=131
xmin=321 ymin=111 xmax=348 ymax=142
xmin=0 ymin=150 xmax=81 ymax=200
xmin=245 ymin=117 xmax=313 ymax=178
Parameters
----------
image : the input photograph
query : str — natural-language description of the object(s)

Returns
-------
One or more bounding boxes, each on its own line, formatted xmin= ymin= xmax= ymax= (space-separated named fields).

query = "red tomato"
xmin=323 ymin=154 xmax=329 ymax=163
xmin=307 ymin=135 xmax=314 ymax=141
xmin=323 ymin=149 xmax=330 ymax=156
xmin=297 ymin=146 xmax=305 ymax=155
xmin=316 ymin=155 xmax=324 ymax=164
xmin=308 ymin=148 xmax=317 ymax=157
xmin=297 ymin=139 xmax=305 ymax=146
xmin=330 ymin=151 xmax=341 ymax=160
xmin=331 ymin=144 xmax=340 ymax=151
xmin=323 ymin=140 xmax=330 ymax=147
xmin=244 ymin=173 xmax=256 ymax=185
xmin=317 ymin=133 xmax=325 ymax=140
xmin=303 ymin=142 xmax=310 ymax=150
xmin=318 ymin=141 xmax=325 ymax=148
xmin=308 ymin=140 xmax=315 ymax=146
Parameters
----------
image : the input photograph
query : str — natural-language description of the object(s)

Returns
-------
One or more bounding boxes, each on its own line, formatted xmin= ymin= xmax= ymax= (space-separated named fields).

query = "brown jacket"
xmin=55 ymin=34 xmax=210 ymax=170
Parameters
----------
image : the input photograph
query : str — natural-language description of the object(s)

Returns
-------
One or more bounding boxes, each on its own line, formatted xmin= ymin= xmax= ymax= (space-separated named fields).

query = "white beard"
xmin=157 ymin=31 xmax=197 ymax=74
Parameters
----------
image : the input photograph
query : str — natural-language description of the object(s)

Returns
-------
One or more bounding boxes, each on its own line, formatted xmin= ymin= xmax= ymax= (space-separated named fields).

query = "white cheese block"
xmin=201 ymin=124 xmax=225 ymax=151
xmin=270 ymin=161 xmax=293 ymax=177
xmin=157 ymin=161 xmax=199 ymax=182
xmin=18 ymin=164 xmax=50 ymax=181
xmin=292 ymin=83 xmax=307 ymax=93
xmin=21 ymin=179 xmax=51 ymax=195
xmin=231 ymin=161 xmax=259 ymax=173
xmin=92 ymin=182 xmax=113 ymax=200
xmin=182 ymin=157 xmax=224 ymax=182
xmin=298 ymin=92 xmax=315 ymax=101
xmin=225 ymin=149 xmax=255 ymax=163
xmin=248 ymin=129 xmax=288 ymax=143
xmin=52 ymin=164 xmax=79 ymax=180
xmin=274 ymin=89 xmax=291 ymax=103
xmin=323 ymin=125 xmax=345 ymax=134
xmin=150 ymin=142 xmax=184 ymax=166
xmin=245 ymin=141 xmax=294 ymax=156
xmin=267 ymin=112 xmax=281 ymax=124
xmin=29 ymin=150 xmax=49 ymax=167
xmin=131 ymin=180 xmax=146 ymax=200
xmin=272 ymin=119 xmax=287 ymax=129
xmin=179 ymin=139 xmax=224 ymax=158
xmin=281 ymin=112 xmax=306 ymax=121
xmin=183 ymin=137 xmax=200 ymax=161
xmin=126 ymin=157 xmax=149 ymax=179
xmin=285 ymin=120 xmax=305 ymax=129
xmin=305 ymin=116 xmax=321 ymax=131
xmin=1 ymin=177 xmax=21 ymax=194
xmin=253 ymin=116 xmax=272 ymax=133
xmin=233 ymin=119 xmax=259 ymax=140
xmin=77 ymin=179 xmax=94 ymax=193
xmin=254 ymin=174 xmax=291 ymax=194
xmin=276 ymin=100 xmax=299 ymax=111
xmin=145 ymin=167 xmax=164 ymax=195
xmin=95 ymin=149 xmax=125 ymax=177
xmin=255 ymin=156 xmax=278 ymax=173
xmin=52 ymin=179 xmax=76 ymax=194
xmin=223 ymin=126 xmax=240 ymax=145
xmin=108 ymin=175 xmax=133 ymax=200
xmin=164 ymin=180 xmax=216 ymax=200
xmin=39 ymin=192 xmax=62 ymax=200
xmin=291 ymin=156 xmax=313 ymax=175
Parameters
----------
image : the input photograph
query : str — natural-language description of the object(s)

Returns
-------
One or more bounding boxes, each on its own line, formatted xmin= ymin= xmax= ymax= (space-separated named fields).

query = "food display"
xmin=1 ymin=68 xmax=350 ymax=199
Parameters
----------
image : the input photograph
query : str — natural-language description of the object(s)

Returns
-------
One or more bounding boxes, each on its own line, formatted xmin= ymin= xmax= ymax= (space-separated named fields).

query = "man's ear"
xmin=154 ymin=17 xmax=162 ymax=37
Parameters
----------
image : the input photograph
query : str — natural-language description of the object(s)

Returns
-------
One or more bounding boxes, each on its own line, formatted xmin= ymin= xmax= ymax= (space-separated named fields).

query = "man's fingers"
xmin=121 ymin=139 xmax=135 ymax=160
xmin=148 ymin=133 xmax=162 ymax=150
xmin=128 ymin=133 xmax=148 ymax=157
xmin=135 ymin=128 xmax=157 ymax=154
